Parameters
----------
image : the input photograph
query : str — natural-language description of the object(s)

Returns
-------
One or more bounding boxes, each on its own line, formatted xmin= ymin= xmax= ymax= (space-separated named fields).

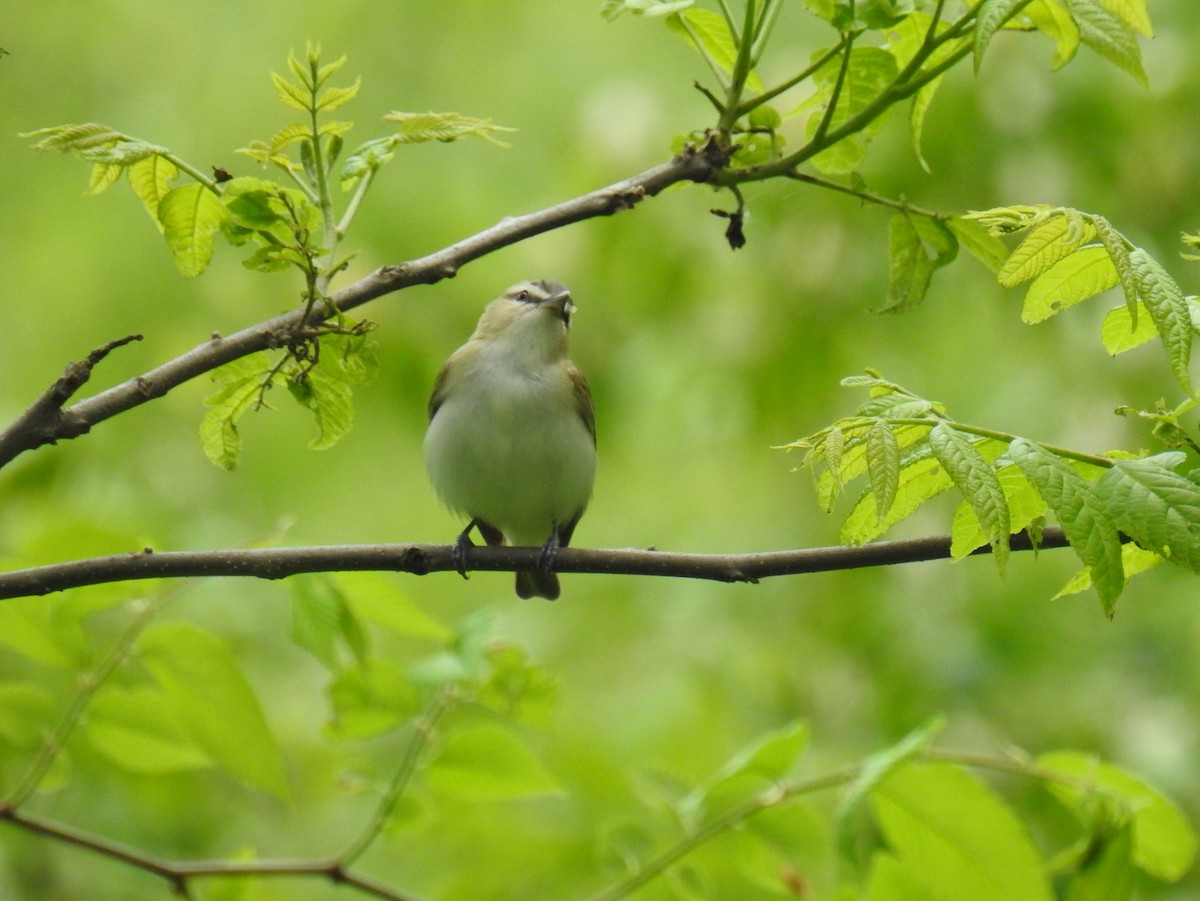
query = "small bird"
xmin=425 ymin=280 xmax=596 ymax=600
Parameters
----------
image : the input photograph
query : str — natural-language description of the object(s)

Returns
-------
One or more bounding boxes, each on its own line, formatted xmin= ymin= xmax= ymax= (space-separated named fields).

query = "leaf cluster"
xmin=787 ymin=373 xmax=1200 ymax=615
xmin=612 ymin=1 xmax=1150 ymax=183
xmin=23 ymin=43 xmax=512 ymax=470
xmin=598 ymin=719 xmax=1195 ymax=899
xmin=967 ymin=205 xmax=1199 ymax=392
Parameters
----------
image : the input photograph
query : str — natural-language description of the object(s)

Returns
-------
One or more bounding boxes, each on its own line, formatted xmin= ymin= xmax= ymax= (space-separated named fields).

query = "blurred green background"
xmin=2 ymin=2 xmax=1199 ymax=898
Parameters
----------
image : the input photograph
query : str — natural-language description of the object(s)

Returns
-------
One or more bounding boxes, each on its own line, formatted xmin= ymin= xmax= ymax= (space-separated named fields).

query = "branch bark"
xmin=0 ymin=143 xmax=722 ymax=471
xmin=0 ymin=528 xmax=1071 ymax=601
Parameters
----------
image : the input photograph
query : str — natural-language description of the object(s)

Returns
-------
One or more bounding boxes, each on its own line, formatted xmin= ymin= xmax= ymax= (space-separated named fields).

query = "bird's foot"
xmin=452 ymin=522 xmax=479 ymax=580
xmin=537 ymin=527 xmax=562 ymax=573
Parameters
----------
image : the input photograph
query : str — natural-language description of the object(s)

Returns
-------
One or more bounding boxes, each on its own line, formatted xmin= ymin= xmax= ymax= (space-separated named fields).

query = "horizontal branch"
xmin=0 ymin=142 xmax=722 ymax=471
xmin=0 ymin=806 xmax=422 ymax=901
xmin=0 ymin=528 xmax=1071 ymax=601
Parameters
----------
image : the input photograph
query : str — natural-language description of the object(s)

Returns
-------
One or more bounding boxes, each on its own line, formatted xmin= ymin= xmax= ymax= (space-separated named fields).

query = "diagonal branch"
xmin=0 ymin=142 xmax=722 ymax=472
xmin=0 ymin=528 xmax=1072 ymax=601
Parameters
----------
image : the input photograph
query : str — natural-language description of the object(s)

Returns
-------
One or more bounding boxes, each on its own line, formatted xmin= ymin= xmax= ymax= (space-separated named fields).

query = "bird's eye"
xmin=515 ymin=290 xmax=531 ymax=302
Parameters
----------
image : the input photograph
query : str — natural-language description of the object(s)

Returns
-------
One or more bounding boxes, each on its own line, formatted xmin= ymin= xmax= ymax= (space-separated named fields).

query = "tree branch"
xmin=0 ymin=143 xmax=722 ymax=471
xmin=0 ymin=528 xmax=1072 ymax=601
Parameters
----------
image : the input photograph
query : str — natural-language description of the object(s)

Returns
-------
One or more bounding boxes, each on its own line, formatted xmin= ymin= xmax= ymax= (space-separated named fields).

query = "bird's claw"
xmin=537 ymin=528 xmax=562 ymax=574
xmin=452 ymin=527 xmax=476 ymax=580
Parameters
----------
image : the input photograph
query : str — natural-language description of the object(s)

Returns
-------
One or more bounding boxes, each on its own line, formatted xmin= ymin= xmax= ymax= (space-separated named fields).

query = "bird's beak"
xmin=545 ymin=289 xmax=574 ymax=325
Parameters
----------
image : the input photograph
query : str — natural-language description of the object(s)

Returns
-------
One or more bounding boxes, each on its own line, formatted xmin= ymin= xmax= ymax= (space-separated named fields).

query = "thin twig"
xmin=0 ymin=529 xmax=1073 ymax=602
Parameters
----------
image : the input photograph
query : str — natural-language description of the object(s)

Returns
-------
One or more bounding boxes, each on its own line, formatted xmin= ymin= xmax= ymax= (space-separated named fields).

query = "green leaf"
xmin=1095 ymin=0 xmax=1152 ymax=35
xmin=270 ymin=71 xmax=311 ymax=112
xmin=381 ymin=111 xmax=515 ymax=146
xmin=666 ymin=8 xmax=764 ymax=92
xmin=200 ymin=352 xmax=277 ymax=470
xmin=325 ymin=659 xmax=421 ymax=740
xmin=425 ymin=724 xmax=562 ymax=801
xmin=948 ymin=215 xmax=1011 ymax=273
xmin=1026 ymin=0 xmax=1082 ymax=69
xmin=1022 ymin=244 xmax=1120 ymax=323
xmin=1037 ymin=751 xmax=1197 ymax=882
xmin=288 ymin=368 xmax=353 ymax=451
xmin=868 ymin=761 xmax=1054 ymax=901
xmin=1054 ymin=542 xmax=1163 ymax=599
xmin=137 ymin=622 xmax=289 ymax=798
xmin=291 ymin=575 xmax=369 ymax=671
xmin=85 ymin=686 xmax=213 ymax=774
xmin=1129 ymin=248 xmax=1193 ymax=393
xmin=838 ymin=719 xmax=944 ymax=844
xmin=0 ymin=682 xmax=56 ymax=749
xmin=86 ymin=162 xmax=122 ymax=196
xmin=842 ymin=455 xmax=954 ymax=545
xmin=950 ymin=463 xmax=1049 ymax=558
xmin=929 ymin=423 xmax=1010 ymax=571
xmin=1009 ymin=439 xmax=1125 ymax=614
xmin=999 ymin=211 xmax=1094 ymax=287
xmin=1096 ymin=454 xmax=1200 ymax=573
xmin=975 ymin=0 xmax=1029 ymax=72
xmin=315 ymin=77 xmax=361 ymax=112
xmin=127 ymin=155 xmax=178 ymax=225
xmin=879 ymin=214 xmax=957 ymax=312
xmin=866 ymin=420 xmax=901 ymax=521
xmin=1101 ymin=302 xmax=1156 ymax=355
xmin=1062 ymin=819 xmax=1136 ymax=901
xmin=158 ymin=183 xmax=228 ymax=277
xmin=0 ymin=597 xmax=89 ymax=669
xmin=1065 ymin=0 xmax=1147 ymax=85
xmin=804 ymin=47 xmax=901 ymax=174
xmin=1090 ymin=214 xmax=1138 ymax=326
xmin=325 ymin=572 xmax=448 ymax=642
xmin=22 ymin=122 xmax=124 ymax=153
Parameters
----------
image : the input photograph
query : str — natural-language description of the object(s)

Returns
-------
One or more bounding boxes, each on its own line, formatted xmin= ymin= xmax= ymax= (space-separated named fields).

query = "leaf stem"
xmin=338 ymin=688 xmax=454 ymax=868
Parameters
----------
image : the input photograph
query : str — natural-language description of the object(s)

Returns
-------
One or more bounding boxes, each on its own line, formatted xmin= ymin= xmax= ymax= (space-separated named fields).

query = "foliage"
xmin=5 ymin=1 xmax=1199 ymax=899
xmin=22 ymin=43 xmax=509 ymax=470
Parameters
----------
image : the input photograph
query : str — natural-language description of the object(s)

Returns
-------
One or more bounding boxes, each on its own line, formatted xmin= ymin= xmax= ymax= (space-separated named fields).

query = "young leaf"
xmin=1096 ymin=454 xmax=1200 ymax=573
xmin=866 ymin=419 xmax=901 ymax=521
xmin=288 ymin=367 xmax=354 ymax=451
xmin=1037 ymin=751 xmax=1196 ymax=882
xmin=929 ymin=423 xmax=1011 ymax=571
xmin=291 ymin=575 xmax=369 ymax=671
xmin=85 ymin=686 xmax=213 ymax=774
xmin=1090 ymin=214 xmax=1138 ymax=325
xmin=137 ymin=621 xmax=289 ymax=799
xmin=325 ymin=659 xmax=422 ymax=740
xmin=837 ymin=718 xmax=944 ymax=840
xmin=1095 ymin=0 xmax=1152 ymax=36
xmin=974 ymin=0 xmax=1029 ymax=72
xmin=270 ymin=71 xmax=312 ymax=112
xmin=316 ymin=77 xmax=361 ymax=112
xmin=381 ymin=111 xmax=515 ymax=146
xmin=1129 ymin=248 xmax=1193 ymax=393
xmin=127 ymin=155 xmax=179 ymax=225
xmin=950 ymin=464 xmax=1049 ymax=559
xmin=879 ymin=213 xmax=957 ymax=312
xmin=1101 ymin=302 xmax=1156 ymax=355
xmin=1021 ymin=244 xmax=1120 ymax=323
xmin=158 ymin=183 xmax=228 ymax=277
xmin=665 ymin=8 xmax=764 ymax=92
xmin=425 ymin=724 xmax=562 ymax=801
xmin=201 ymin=352 xmax=278 ymax=470
xmin=804 ymin=47 xmax=901 ymax=174
xmin=1009 ymin=439 xmax=1124 ymax=614
xmin=948 ymin=215 xmax=1010 ymax=274
xmin=1053 ymin=542 xmax=1162 ymax=600
xmin=1026 ymin=0 xmax=1082 ymax=68
xmin=1065 ymin=0 xmax=1148 ymax=86
xmin=868 ymin=761 xmax=1054 ymax=901
xmin=999 ymin=212 xmax=1094 ymax=287
xmin=841 ymin=455 xmax=953 ymax=545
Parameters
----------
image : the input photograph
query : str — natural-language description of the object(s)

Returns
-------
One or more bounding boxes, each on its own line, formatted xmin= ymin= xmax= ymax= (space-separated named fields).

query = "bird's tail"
xmin=516 ymin=569 xmax=560 ymax=601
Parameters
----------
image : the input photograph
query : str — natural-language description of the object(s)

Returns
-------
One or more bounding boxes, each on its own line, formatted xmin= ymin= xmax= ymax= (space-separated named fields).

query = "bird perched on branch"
xmin=425 ymin=279 xmax=596 ymax=600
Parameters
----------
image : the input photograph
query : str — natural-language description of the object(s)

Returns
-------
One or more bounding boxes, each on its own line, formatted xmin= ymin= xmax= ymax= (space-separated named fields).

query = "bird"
xmin=424 ymin=279 xmax=596 ymax=600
